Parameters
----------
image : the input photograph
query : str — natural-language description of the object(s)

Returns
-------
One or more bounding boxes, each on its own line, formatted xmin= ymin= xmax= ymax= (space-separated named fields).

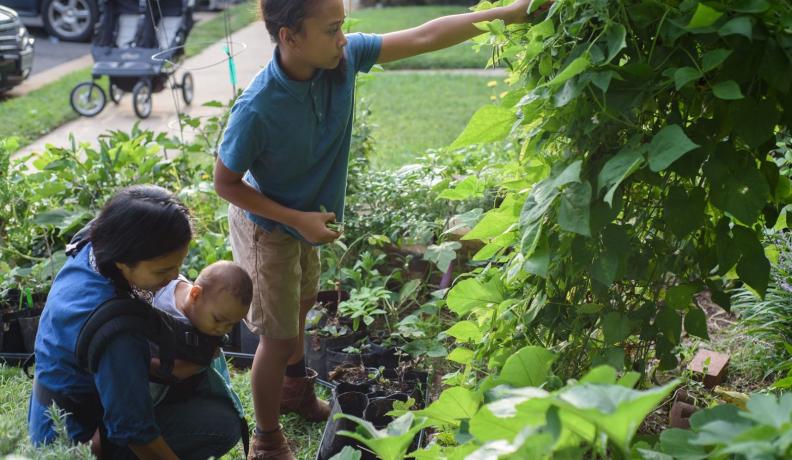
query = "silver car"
xmin=0 ymin=5 xmax=34 ymax=92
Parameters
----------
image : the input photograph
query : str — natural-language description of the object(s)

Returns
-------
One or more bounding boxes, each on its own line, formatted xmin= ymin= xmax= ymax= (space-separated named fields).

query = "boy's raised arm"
xmin=377 ymin=0 xmax=550 ymax=64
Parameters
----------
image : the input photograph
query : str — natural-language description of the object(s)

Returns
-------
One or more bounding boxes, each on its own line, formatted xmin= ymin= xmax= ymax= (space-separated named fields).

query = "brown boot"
xmin=280 ymin=367 xmax=331 ymax=422
xmin=247 ymin=426 xmax=295 ymax=460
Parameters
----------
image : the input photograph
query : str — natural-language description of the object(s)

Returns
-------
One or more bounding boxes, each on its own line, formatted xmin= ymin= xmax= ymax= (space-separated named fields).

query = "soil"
xmin=329 ymin=363 xmax=374 ymax=385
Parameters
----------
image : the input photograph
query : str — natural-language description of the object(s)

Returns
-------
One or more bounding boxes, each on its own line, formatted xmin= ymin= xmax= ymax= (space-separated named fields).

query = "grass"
xmin=356 ymin=72 xmax=500 ymax=169
xmin=348 ymin=6 xmax=491 ymax=70
xmin=0 ymin=0 xmax=260 ymax=149
xmin=0 ymin=364 xmax=325 ymax=459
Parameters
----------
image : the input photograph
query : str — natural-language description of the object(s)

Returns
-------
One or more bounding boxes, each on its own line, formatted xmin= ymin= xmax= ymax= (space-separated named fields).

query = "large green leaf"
xmin=705 ymin=152 xmax=769 ymax=224
xmin=663 ymin=186 xmax=706 ymax=238
xmin=558 ymin=181 xmax=592 ymax=236
xmin=687 ymin=3 xmax=723 ymax=29
xmin=733 ymin=225 xmax=770 ymax=296
xmin=655 ymin=308 xmax=682 ymax=345
xmin=445 ymin=320 xmax=483 ymax=343
xmin=555 ymin=380 xmax=679 ymax=454
xmin=701 ymin=49 xmax=732 ymax=72
xmin=605 ymin=23 xmax=626 ymax=63
xmin=647 ymin=125 xmax=700 ymax=172
xmin=498 ymin=346 xmax=556 ymax=387
xmin=718 ymin=16 xmax=753 ymax=40
xmin=684 ymin=307 xmax=709 ymax=340
xmin=597 ymin=145 xmax=646 ymax=205
xmin=741 ymin=393 xmax=792 ymax=429
xmin=439 ymin=176 xmax=485 ymax=201
xmin=712 ymin=80 xmax=744 ymax=100
xmin=674 ymin=67 xmax=702 ymax=90
xmin=464 ymin=207 xmax=518 ymax=241
xmin=424 ymin=241 xmax=461 ymax=273
xmin=547 ymin=54 xmax=591 ymax=88
xmin=413 ymin=387 xmax=479 ymax=425
xmin=659 ymin=429 xmax=709 ymax=459
xmin=601 ymin=312 xmax=633 ymax=344
xmin=470 ymin=396 xmax=549 ymax=442
xmin=450 ymin=105 xmax=516 ymax=150
xmin=446 ymin=278 xmax=505 ymax=316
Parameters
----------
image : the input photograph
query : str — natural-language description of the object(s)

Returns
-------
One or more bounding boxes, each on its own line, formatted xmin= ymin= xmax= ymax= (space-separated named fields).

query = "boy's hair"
xmin=196 ymin=261 xmax=254 ymax=308
xmin=91 ymin=185 xmax=192 ymax=291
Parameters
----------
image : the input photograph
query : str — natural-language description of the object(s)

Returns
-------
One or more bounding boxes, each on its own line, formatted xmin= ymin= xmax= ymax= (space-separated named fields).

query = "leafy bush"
xmin=437 ymin=0 xmax=792 ymax=380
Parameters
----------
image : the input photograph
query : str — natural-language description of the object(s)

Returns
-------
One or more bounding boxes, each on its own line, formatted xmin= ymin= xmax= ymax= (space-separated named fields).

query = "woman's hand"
xmin=293 ymin=211 xmax=341 ymax=245
xmin=508 ymin=0 xmax=553 ymax=24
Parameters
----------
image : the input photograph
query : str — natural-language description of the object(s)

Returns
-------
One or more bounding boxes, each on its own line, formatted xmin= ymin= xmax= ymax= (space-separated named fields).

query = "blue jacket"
xmin=29 ymin=243 xmax=160 ymax=446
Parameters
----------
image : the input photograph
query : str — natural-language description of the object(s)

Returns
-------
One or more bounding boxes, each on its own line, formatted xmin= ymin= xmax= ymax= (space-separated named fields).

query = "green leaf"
xmin=741 ymin=393 xmax=792 ymax=429
xmin=523 ymin=236 xmax=550 ymax=278
xmin=555 ymin=380 xmax=679 ymax=454
xmin=439 ymin=176 xmax=485 ymax=201
xmin=558 ymin=181 xmax=592 ymax=236
xmin=470 ymin=397 xmax=549 ymax=441
xmin=733 ymin=225 xmax=770 ymax=296
xmin=666 ymin=283 xmax=699 ymax=310
xmin=647 ymin=125 xmax=700 ymax=172
xmin=329 ymin=446 xmax=362 ymax=460
xmin=580 ymin=365 xmax=618 ymax=385
xmin=674 ymin=67 xmax=702 ymax=90
xmin=659 ymin=429 xmax=709 ymax=459
xmin=605 ymin=23 xmax=626 ymax=64
xmin=732 ymin=0 xmax=769 ymax=13
xmin=445 ymin=320 xmax=483 ymax=342
xmin=684 ymin=308 xmax=709 ymax=340
xmin=602 ymin=312 xmax=633 ymax=344
xmin=424 ymin=241 xmax=461 ymax=273
xmin=446 ymin=278 xmax=505 ymax=316
xmin=598 ymin=145 xmax=646 ymax=206
xmin=336 ymin=413 xmax=428 ymax=460
xmin=718 ymin=16 xmax=753 ymax=40
xmin=655 ymin=308 xmax=682 ymax=345
xmin=705 ymin=151 xmax=769 ymax=225
xmin=414 ymin=387 xmax=479 ymax=424
xmin=712 ymin=80 xmax=744 ymax=100
xmin=465 ymin=207 xmax=518 ymax=241
xmin=664 ymin=186 xmax=706 ymax=238
xmin=448 ymin=347 xmax=474 ymax=365
xmin=547 ymin=54 xmax=590 ymax=88
xmin=687 ymin=3 xmax=724 ymax=29
xmin=498 ymin=346 xmax=556 ymax=387
xmin=450 ymin=105 xmax=516 ymax=150
xmin=33 ymin=209 xmax=71 ymax=226
xmin=701 ymin=49 xmax=732 ymax=72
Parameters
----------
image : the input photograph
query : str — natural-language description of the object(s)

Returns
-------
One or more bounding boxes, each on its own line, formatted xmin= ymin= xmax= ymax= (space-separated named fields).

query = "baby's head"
xmin=183 ymin=261 xmax=253 ymax=336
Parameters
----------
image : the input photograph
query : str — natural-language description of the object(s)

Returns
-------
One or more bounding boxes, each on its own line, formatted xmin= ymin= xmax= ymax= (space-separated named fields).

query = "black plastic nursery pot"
xmin=325 ymin=342 xmax=399 ymax=374
xmin=315 ymin=370 xmax=430 ymax=460
xmin=304 ymin=289 xmax=358 ymax=380
xmin=1 ymin=307 xmax=44 ymax=354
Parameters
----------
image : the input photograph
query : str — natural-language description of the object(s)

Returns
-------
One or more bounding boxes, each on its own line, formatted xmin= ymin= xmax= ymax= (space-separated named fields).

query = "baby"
xmin=153 ymin=260 xmax=253 ymax=338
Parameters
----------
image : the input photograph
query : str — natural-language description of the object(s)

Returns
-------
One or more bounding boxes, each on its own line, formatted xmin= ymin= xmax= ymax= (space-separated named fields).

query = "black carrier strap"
xmin=75 ymin=297 xmax=223 ymax=380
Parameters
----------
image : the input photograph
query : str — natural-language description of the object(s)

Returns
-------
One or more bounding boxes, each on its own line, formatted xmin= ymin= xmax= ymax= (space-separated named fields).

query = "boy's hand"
xmin=294 ymin=211 xmax=341 ymax=245
xmin=509 ymin=0 xmax=553 ymax=24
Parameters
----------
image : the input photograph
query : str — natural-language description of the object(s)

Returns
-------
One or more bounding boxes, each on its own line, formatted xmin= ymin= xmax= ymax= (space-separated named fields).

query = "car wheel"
xmin=42 ymin=0 xmax=98 ymax=42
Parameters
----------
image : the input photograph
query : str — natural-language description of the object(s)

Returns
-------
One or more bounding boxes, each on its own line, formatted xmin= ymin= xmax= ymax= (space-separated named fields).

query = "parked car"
xmin=0 ymin=5 xmax=34 ymax=92
xmin=1 ymin=0 xmax=98 ymax=42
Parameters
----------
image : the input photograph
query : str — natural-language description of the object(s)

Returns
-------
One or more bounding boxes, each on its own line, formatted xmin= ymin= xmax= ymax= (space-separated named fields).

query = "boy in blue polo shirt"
xmin=214 ymin=0 xmax=550 ymax=458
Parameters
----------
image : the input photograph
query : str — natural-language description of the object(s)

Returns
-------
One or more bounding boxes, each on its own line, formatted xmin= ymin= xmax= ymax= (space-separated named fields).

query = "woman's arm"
xmin=377 ymin=0 xmax=549 ymax=64
xmin=214 ymin=157 xmax=340 ymax=244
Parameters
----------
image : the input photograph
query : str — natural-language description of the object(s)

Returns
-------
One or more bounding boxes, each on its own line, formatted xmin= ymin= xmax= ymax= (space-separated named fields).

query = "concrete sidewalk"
xmin=19 ymin=21 xmax=274 ymax=157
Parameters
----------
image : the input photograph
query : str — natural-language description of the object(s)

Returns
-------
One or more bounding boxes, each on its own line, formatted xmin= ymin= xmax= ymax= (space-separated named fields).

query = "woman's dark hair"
xmin=260 ymin=0 xmax=347 ymax=84
xmin=90 ymin=185 xmax=192 ymax=290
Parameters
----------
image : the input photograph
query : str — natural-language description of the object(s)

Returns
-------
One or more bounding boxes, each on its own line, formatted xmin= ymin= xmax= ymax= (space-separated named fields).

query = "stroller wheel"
xmin=132 ymin=81 xmax=153 ymax=119
xmin=109 ymin=83 xmax=123 ymax=105
xmin=181 ymin=72 xmax=194 ymax=105
xmin=70 ymin=82 xmax=106 ymax=117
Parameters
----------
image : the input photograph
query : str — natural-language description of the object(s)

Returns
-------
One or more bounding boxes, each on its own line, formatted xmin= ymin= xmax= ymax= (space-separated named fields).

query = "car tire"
xmin=42 ymin=0 xmax=99 ymax=42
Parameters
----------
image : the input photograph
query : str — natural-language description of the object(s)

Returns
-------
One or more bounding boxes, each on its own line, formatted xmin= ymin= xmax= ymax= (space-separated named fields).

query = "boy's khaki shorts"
xmin=228 ymin=204 xmax=320 ymax=339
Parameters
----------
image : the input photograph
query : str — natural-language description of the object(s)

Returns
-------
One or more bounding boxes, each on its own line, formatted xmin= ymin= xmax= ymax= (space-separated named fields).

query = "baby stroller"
xmin=70 ymin=0 xmax=195 ymax=119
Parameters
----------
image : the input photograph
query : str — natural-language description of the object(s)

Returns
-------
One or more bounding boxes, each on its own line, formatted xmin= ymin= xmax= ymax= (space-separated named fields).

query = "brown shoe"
xmin=247 ymin=426 xmax=295 ymax=460
xmin=280 ymin=367 xmax=331 ymax=422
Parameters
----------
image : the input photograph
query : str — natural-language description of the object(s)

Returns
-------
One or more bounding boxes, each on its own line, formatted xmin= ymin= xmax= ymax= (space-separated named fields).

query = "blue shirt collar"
xmin=270 ymin=47 xmax=324 ymax=103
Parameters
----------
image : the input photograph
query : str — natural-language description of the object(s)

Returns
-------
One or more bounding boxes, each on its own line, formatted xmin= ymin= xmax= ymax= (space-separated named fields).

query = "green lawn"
xmin=349 ymin=6 xmax=491 ymax=70
xmin=0 ymin=1 xmax=259 ymax=149
xmin=357 ymin=72 xmax=499 ymax=169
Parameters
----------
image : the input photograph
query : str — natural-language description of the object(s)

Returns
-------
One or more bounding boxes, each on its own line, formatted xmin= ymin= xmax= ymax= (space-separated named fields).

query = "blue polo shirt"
xmin=218 ymin=33 xmax=382 ymax=240
xmin=29 ymin=243 xmax=159 ymax=447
